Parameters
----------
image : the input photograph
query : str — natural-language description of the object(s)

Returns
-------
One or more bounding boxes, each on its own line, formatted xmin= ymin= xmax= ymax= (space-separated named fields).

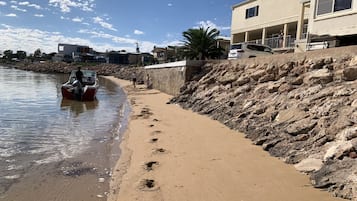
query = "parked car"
xmin=228 ymin=42 xmax=273 ymax=59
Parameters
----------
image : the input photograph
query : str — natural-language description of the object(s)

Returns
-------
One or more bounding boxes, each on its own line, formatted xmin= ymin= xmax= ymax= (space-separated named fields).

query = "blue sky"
xmin=0 ymin=0 xmax=242 ymax=54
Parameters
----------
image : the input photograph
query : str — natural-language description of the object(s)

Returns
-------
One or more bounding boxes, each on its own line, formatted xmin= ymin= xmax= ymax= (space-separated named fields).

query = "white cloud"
xmin=34 ymin=14 xmax=44 ymax=17
xmin=11 ymin=5 xmax=27 ymax=12
xmin=0 ymin=25 xmax=179 ymax=54
xmin=17 ymin=1 xmax=41 ymax=9
xmin=28 ymin=3 xmax=41 ymax=9
xmin=18 ymin=1 xmax=29 ymax=5
xmin=48 ymin=0 xmax=95 ymax=13
xmin=60 ymin=16 xmax=69 ymax=20
xmin=196 ymin=20 xmax=230 ymax=31
xmin=134 ymin=30 xmax=144 ymax=35
xmin=72 ymin=17 xmax=83 ymax=22
xmin=5 ymin=13 xmax=17 ymax=17
xmin=93 ymin=16 xmax=117 ymax=31
xmin=168 ymin=3 xmax=173 ymax=6
xmin=0 ymin=1 xmax=7 ymax=6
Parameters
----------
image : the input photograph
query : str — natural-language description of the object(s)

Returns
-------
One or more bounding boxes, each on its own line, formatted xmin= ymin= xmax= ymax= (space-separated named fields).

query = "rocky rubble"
xmin=171 ymin=55 xmax=357 ymax=199
xmin=11 ymin=61 xmax=147 ymax=83
xmin=12 ymin=61 xmax=128 ymax=75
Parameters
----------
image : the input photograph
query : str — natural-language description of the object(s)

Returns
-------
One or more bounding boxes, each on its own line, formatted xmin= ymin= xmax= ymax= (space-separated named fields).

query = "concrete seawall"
xmin=144 ymin=60 xmax=204 ymax=95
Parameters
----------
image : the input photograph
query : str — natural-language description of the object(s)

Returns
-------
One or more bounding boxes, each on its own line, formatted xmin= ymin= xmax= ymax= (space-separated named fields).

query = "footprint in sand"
xmin=151 ymin=130 xmax=162 ymax=135
xmin=150 ymin=138 xmax=159 ymax=143
xmin=144 ymin=161 xmax=159 ymax=171
xmin=153 ymin=148 xmax=168 ymax=154
xmin=139 ymin=179 xmax=159 ymax=191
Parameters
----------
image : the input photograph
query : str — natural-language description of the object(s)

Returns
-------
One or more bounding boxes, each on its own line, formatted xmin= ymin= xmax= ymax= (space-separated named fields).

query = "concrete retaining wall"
xmin=144 ymin=60 xmax=204 ymax=95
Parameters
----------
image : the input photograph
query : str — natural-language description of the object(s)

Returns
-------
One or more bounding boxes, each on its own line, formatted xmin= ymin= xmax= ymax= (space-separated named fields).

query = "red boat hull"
xmin=61 ymin=86 xmax=98 ymax=101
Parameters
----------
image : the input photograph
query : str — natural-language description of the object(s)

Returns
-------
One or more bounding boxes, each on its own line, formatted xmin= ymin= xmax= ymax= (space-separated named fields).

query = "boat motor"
xmin=72 ymin=80 xmax=83 ymax=100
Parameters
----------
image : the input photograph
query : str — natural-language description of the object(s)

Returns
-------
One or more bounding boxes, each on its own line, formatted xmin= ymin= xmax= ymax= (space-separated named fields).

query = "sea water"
xmin=0 ymin=66 xmax=129 ymax=198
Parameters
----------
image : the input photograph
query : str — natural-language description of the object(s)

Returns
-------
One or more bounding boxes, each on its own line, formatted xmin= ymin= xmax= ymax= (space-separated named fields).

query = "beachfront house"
xmin=231 ymin=0 xmax=357 ymax=52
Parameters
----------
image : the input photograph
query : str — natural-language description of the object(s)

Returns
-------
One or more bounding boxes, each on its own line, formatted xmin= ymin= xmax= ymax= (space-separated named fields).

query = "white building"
xmin=231 ymin=0 xmax=357 ymax=52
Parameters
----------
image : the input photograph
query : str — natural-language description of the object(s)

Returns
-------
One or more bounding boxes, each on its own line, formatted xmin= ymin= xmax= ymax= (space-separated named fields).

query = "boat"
xmin=61 ymin=70 xmax=99 ymax=101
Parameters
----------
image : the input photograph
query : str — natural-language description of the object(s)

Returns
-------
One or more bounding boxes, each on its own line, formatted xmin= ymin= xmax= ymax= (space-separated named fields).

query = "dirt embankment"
xmin=171 ymin=50 xmax=357 ymax=200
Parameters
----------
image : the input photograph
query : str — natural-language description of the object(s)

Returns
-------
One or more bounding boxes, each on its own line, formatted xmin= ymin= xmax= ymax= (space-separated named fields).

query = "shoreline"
xmin=105 ymin=76 xmax=344 ymax=201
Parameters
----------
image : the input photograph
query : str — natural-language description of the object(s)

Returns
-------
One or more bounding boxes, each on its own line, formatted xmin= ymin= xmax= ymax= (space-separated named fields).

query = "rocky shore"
xmin=9 ymin=61 xmax=149 ymax=84
xmin=171 ymin=53 xmax=357 ymax=200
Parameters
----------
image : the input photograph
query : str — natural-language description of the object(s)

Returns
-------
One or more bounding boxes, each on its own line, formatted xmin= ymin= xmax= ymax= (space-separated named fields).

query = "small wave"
xmin=4 ymin=175 xmax=20 ymax=180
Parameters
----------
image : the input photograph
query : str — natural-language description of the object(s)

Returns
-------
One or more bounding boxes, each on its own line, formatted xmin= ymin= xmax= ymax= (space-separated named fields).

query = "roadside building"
xmin=231 ymin=0 xmax=357 ymax=52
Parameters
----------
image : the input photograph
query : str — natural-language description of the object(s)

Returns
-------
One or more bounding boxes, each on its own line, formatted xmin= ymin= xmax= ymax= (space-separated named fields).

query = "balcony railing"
xmin=247 ymin=35 xmax=297 ymax=49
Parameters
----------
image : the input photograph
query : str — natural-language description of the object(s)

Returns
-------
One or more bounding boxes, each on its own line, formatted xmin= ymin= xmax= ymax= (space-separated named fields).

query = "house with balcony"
xmin=231 ymin=0 xmax=357 ymax=52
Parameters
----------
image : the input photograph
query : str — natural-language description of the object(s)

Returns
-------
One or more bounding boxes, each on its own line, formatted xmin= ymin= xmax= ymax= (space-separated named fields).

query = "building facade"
xmin=231 ymin=0 xmax=357 ymax=52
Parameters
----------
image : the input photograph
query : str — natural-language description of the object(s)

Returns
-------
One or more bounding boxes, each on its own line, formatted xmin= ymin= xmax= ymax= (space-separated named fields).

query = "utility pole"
xmin=136 ymin=42 xmax=140 ymax=53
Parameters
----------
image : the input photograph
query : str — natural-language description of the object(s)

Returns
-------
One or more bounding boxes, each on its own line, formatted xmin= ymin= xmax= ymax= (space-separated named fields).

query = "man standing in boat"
xmin=76 ymin=67 xmax=84 ymax=85
xmin=74 ymin=67 xmax=84 ymax=100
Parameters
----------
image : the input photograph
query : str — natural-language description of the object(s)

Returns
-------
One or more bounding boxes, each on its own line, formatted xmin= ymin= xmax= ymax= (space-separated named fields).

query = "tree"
xmin=34 ymin=48 xmax=41 ymax=58
xmin=17 ymin=50 xmax=27 ymax=60
xmin=182 ymin=27 xmax=224 ymax=60
xmin=3 ymin=50 xmax=13 ymax=59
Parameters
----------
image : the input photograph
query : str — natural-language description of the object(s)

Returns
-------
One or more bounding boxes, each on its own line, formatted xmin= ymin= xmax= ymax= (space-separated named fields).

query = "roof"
xmin=217 ymin=36 xmax=231 ymax=41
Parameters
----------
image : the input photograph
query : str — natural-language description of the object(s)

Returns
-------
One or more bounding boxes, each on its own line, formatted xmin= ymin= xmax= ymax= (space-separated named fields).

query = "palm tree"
xmin=182 ymin=27 xmax=223 ymax=60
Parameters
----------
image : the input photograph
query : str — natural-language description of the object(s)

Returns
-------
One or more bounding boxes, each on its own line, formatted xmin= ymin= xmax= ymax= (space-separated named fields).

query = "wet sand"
xmin=1 ymin=136 xmax=118 ymax=201
xmin=107 ymin=76 xmax=344 ymax=201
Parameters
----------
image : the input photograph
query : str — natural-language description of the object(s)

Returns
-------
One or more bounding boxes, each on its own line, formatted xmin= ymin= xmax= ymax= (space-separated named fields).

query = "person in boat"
xmin=74 ymin=67 xmax=84 ymax=100
xmin=76 ymin=67 xmax=84 ymax=84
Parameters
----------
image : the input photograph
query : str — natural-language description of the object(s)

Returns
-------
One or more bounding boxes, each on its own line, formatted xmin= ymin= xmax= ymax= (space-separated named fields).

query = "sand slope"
xmin=106 ymin=76 xmax=344 ymax=201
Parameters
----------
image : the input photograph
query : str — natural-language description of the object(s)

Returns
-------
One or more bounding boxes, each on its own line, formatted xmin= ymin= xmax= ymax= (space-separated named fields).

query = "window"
xmin=230 ymin=44 xmax=242 ymax=50
xmin=317 ymin=0 xmax=352 ymax=15
xmin=334 ymin=0 xmax=352 ymax=11
xmin=245 ymin=6 xmax=259 ymax=19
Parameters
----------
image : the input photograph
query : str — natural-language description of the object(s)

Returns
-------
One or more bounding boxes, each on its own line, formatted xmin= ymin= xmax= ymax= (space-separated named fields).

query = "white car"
xmin=228 ymin=42 xmax=273 ymax=60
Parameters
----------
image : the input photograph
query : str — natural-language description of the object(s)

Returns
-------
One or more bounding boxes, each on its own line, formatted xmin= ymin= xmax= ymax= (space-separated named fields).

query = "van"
xmin=228 ymin=42 xmax=273 ymax=60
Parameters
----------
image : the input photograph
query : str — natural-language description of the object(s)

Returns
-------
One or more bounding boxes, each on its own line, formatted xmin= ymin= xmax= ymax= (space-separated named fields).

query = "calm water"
xmin=0 ymin=66 xmax=129 ymax=195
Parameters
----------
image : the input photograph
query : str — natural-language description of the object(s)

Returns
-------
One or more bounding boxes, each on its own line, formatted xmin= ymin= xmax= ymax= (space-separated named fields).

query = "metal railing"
xmin=247 ymin=35 xmax=299 ymax=49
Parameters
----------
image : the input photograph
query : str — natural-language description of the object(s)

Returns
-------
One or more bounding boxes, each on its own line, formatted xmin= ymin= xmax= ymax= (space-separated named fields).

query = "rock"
xmin=217 ymin=72 xmax=237 ymax=85
xmin=323 ymin=141 xmax=353 ymax=161
xmin=351 ymin=100 xmax=357 ymax=108
xmin=291 ymin=76 xmax=304 ymax=85
xmin=267 ymin=83 xmax=280 ymax=93
xmin=349 ymin=151 xmax=357 ymax=158
xmin=342 ymin=67 xmax=357 ymax=81
xmin=278 ymin=83 xmax=294 ymax=93
xmin=235 ymin=76 xmax=250 ymax=86
xmin=337 ymin=127 xmax=357 ymax=141
xmin=294 ymin=158 xmax=323 ymax=172
xmin=286 ymin=118 xmax=317 ymax=136
xmin=349 ymin=55 xmax=357 ymax=66
xmin=250 ymin=70 xmax=266 ymax=81
xmin=304 ymin=69 xmax=333 ymax=85
xmin=259 ymin=74 xmax=276 ymax=83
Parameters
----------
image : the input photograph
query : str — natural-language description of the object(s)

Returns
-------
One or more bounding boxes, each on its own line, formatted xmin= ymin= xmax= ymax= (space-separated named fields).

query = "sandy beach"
xmin=106 ymin=76 xmax=344 ymax=201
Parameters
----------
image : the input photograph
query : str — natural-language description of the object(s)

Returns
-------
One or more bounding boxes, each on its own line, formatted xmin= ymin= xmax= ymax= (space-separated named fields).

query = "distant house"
xmin=231 ymin=0 xmax=357 ymax=52
xmin=108 ymin=51 xmax=129 ymax=64
xmin=107 ymin=51 xmax=153 ymax=66
xmin=152 ymin=46 xmax=183 ymax=63
xmin=56 ymin=43 xmax=94 ymax=62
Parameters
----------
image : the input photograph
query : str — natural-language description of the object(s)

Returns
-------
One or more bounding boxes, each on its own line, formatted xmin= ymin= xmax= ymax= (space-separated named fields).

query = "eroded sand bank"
xmin=106 ymin=76 xmax=344 ymax=201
